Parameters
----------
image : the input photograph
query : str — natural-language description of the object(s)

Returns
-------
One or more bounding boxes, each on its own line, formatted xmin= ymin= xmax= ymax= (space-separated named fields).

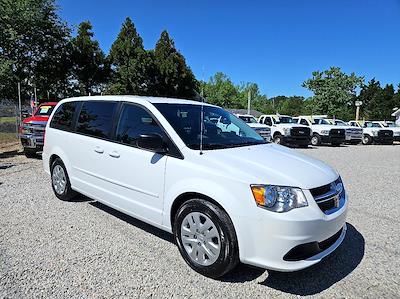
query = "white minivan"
xmin=43 ymin=96 xmax=348 ymax=278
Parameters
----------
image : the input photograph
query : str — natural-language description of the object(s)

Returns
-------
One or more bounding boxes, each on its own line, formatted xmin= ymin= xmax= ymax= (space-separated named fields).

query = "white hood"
xmin=247 ymin=123 xmax=270 ymax=129
xmin=199 ymin=144 xmax=338 ymax=190
xmin=275 ymin=123 xmax=308 ymax=129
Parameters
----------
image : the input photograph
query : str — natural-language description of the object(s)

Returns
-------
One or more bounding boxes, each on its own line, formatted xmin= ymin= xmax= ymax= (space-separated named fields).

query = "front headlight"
xmin=320 ymin=130 xmax=330 ymax=135
xmin=283 ymin=128 xmax=291 ymax=136
xmin=251 ymin=185 xmax=308 ymax=212
xmin=21 ymin=124 xmax=32 ymax=134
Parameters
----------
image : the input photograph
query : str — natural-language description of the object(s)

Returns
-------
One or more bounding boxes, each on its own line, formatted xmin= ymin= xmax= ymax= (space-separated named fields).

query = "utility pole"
xmin=34 ymin=87 xmax=37 ymax=107
xmin=247 ymin=90 xmax=251 ymax=115
xmin=18 ymin=82 xmax=21 ymax=125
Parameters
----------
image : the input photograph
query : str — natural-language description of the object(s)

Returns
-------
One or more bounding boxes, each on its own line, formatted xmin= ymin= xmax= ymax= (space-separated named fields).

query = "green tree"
xmin=108 ymin=17 xmax=151 ymax=95
xmin=71 ymin=21 xmax=109 ymax=95
xmin=201 ymin=72 xmax=239 ymax=107
xmin=0 ymin=0 xmax=71 ymax=101
xmin=302 ymin=67 xmax=364 ymax=119
xmin=153 ymin=30 xmax=198 ymax=99
xmin=269 ymin=95 xmax=306 ymax=116
xmin=357 ymin=80 xmax=398 ymax=120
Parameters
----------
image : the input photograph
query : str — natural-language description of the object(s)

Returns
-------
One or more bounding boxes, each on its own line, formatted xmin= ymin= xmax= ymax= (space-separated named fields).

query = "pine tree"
xmin=71 ymin=21 xmax=109 ymax=95
xmin=108 ymin=17 xmax=150 ymax=95
xmin=153 ymin=30 xmax=198 ymax=99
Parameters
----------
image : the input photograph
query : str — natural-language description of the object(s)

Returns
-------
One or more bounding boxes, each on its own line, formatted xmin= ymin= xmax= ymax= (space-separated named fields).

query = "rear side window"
xmin=116 ymin=104 xmax=165 ymax=146
xmin=76 ymin=101 xmax=117 ymax=139
xmin=50 ymin=102 xmax=78 ymax=131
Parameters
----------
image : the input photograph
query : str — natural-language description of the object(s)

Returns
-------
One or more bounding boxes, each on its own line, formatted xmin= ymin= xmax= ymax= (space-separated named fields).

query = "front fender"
xmin=162 ymin=177 xmax=253 ymax=232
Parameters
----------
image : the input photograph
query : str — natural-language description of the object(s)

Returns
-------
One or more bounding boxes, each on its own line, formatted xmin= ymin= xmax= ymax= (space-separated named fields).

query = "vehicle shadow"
xmin=85 ymin=202 xmax=364 ymax=295
xmin=89 ymin=201 xmax=174 ymax=243
xmin=0 ymin=149 xmax=23 ymax=159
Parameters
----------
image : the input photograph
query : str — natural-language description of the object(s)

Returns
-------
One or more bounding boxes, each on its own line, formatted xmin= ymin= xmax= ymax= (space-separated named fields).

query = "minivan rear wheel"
xmin=173 ymin=199 xmax=239 ymax=278
xmin=51 ymin=158 xmax=77 ymax=201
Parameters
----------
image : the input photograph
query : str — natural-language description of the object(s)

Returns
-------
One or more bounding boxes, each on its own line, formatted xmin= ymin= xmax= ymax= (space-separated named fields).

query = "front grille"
xmin=329 ymin=128 xmax=345 ymax=138
xmin=255 ymin=128 xmax=271 ymax=140
xmin=291 ymin=127 xmax=311 ymax=138
xmin=378 ymin=130 xmax=393 ymax=138
xmin=310 ymin=177 xmax=344 ymax=214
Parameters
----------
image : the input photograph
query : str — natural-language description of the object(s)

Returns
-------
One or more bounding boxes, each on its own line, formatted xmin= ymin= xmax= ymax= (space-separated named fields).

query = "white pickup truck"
xmin=325 ymin=119 xmax=363 ymax=144
xmin=348 ymin=120 xmax=394 ymax=145
xmin=376 ymin=121 xmax=400 ymax=142
xmin=257 ymin=114 xmax=311 ymax=147
xmin=294 ymin=116 xmax=346 ymax=146
xmin=233 ymin=114 xmax=272 ymax=142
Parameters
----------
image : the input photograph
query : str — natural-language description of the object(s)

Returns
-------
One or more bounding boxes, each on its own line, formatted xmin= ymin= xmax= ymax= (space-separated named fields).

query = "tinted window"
xmin=50 ymin=102 xmax=78 ymax=131
xmin=116 ymin=104 xmax=165 ymax=146
xmin=300 ymin=119 xmax=309 ymax=126
xmin=76 ymin=101 xmax=117 ymax=139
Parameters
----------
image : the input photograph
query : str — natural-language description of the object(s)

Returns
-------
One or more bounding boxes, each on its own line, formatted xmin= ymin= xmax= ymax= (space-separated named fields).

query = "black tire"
xmin=24 ymin=148 xmax=37 ymax=158
xmin=311 ymin=134 xmax=321 ymax=146
xmin=173 ymin=199 xmax=239 ymax=279
xmin=50 ymin=158 xmax=78 ymax=201
xmin=273 ymin=134 xmax=283 ymax=144
xmin=362 ymin=134 xmax=372 ymax=145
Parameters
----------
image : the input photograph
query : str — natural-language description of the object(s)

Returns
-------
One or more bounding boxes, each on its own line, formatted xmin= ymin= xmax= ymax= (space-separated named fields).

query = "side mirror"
xmin=137 ymin=134 xmax=167 ymax=154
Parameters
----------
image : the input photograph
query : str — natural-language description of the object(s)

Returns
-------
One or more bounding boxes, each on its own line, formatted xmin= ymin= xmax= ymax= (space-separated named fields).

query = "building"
xmin=392 ymin=108 xmax=400 ymax=126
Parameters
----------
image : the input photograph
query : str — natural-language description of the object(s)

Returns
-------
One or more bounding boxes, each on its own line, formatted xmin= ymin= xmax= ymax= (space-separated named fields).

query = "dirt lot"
xmin=0 ymin=142 xmax=399 ymax=298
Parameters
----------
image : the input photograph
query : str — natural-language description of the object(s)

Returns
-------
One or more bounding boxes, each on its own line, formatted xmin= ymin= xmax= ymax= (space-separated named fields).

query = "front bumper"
xmin=235 ymin=190 xmax=348 ymax=271
xmin=19 ymin=134 xmax=44 ymax=150
xmin=282 ymin=136 xmax=311 ymax=146
xmin=373 ymin=136 xmax=393 ymax=144
xmin=321 ymin=135 xmax=346 ymax=144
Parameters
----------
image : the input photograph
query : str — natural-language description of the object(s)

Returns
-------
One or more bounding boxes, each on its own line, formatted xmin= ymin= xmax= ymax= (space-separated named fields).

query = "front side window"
xmin=50 ymin=102 xmax=78 ymax=131
xmin=76 ymin=101 xmax=117 ymax=139
xmin=116 ymin=104 xmax=165 ymax=146
xmin=335 ymin=120 xmax=347 ymax=126
xmin=154 ymin=103 xmax=265 ymax=150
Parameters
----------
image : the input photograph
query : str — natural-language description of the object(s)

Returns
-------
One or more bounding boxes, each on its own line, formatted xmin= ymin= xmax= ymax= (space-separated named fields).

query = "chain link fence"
xmin=0 ymin=100 xmax=23 ymax=146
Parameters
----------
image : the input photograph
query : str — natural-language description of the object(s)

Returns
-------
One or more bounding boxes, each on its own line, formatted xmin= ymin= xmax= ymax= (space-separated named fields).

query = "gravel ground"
xmin=0 ymin=143 xmax=399 ymax=298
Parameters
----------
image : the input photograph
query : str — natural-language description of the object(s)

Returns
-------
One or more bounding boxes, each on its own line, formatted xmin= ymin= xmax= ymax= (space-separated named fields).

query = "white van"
xmin=43 ymin=96 xmax=348 ymax=278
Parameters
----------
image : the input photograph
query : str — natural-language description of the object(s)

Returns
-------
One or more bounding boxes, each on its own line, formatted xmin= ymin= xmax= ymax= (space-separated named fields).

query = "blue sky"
xmin=58 ymin=0 xmax=400 ymax=98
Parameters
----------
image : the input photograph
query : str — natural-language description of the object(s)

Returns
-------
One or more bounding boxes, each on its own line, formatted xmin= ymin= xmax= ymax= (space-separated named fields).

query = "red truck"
xmin=19 ymin=102 xmax=57 ymax=157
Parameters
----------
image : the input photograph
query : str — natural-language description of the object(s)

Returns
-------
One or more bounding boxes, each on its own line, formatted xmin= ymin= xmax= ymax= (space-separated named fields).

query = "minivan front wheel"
xmin=174 ymin=199 xmax=239 ymax=278
xmin=51 ymin=158 xmax=77 ymax=201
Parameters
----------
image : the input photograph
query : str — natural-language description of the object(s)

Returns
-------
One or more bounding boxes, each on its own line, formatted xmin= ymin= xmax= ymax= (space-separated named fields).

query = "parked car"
xmin=348 ymin=120 xmax=393 ymax=145
xmin=325 ymin=119 xmax=363 ymax=144
xmin=377 ymin=121 xmax=400 ymax=142
xmin=43 ymin=96 xmax=348 ymax=278
xmin=19 ymin=102 xmax=57 ymax=157
xmin=294 ymin=116 xmax=346 ymax=146
xmin=234 ymin=114 xmax=271 ymax=142
xmin=257 ymin=114 xmax=311 ymax=147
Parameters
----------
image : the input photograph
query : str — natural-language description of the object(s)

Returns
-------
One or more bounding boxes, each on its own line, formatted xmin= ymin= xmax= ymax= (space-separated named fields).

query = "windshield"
xmin=238 ymin=116 xmax=258 ymax=123
xmin=34 ymin=105 xmax=55 ymax=116
xmin=154 ymin=103 xmax=266 ymax=150
xmin=383 ymin=122 xmax=396 ymax=127
xmin=277 ymin=116 xmax=296 ymax=124
xmin=313 ymin=118 xmax=330 ymax=125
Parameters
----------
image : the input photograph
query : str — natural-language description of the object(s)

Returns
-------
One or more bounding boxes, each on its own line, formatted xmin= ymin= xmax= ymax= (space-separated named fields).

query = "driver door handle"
xmin=109 ymin=151 xmax=120 ymax=158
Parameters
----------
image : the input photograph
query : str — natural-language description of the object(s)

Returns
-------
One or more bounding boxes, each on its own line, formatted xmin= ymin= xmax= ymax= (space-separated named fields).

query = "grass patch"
xmin=0 ymin=116 xmax=17 ymax=123
xmin=0 ymin=133 xmax=18 ymax=145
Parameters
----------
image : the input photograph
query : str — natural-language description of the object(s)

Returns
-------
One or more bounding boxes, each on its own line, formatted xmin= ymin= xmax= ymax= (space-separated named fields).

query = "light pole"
xmin=355 ymin=101 xmax=363 ymax=121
